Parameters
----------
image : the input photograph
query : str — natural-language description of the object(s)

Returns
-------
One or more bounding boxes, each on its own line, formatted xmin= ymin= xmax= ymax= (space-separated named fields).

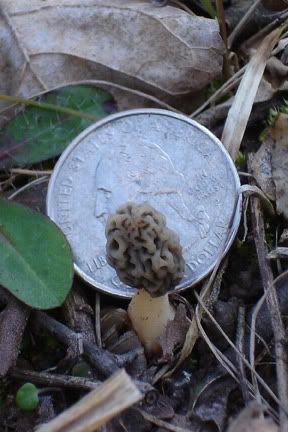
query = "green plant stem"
xmin=215 ymin=0 xmax=229 ymax=80
xmin=0 ymin=94 xmax=100 ymax=122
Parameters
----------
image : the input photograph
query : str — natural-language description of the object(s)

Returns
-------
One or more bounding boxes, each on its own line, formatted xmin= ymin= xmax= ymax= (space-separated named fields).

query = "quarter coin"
xmin=47 ymin=109 xmax=241 ymax=298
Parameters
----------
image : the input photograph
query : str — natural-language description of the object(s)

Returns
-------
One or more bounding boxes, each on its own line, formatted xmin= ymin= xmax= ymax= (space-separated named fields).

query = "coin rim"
xmin=47 ymin=108 xmax=241 ymax=298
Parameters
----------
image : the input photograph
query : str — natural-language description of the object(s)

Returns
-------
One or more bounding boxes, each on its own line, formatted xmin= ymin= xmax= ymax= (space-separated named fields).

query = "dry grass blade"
xmin=36 ymin=369 xmax=142 ymax=432
xmin=249 ymin=292 xmax=269 ymax=406
xmin=194 ymin=291 xmax=286 ymax=418
xmin=194 ymin=307 xmax=279 ymax=422
xmin=221 ymin=26 xmax=286 ymax=161
xmin=190 ymin=67 xmax=245 ymax=118
xmin=7 ymin=176 xmax=49 ymax=200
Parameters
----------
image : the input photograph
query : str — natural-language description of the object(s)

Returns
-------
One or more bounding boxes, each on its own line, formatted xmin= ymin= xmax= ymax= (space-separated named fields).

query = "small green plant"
xmin=260 ymin=99 xmax=288 ymax=141
xmin=235 ymin=150 xmax=245 ymax=168
xmin=16 ymin=383 xmax=39 ymax=411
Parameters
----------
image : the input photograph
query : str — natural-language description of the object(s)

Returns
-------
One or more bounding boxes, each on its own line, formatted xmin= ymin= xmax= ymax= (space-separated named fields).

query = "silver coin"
xmin=47 ymin=109 xmax=241 ymax=298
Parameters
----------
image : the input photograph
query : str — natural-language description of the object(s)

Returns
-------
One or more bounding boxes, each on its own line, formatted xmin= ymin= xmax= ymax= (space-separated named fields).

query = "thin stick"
xmin=249 ymin=291 xmax=269 ymax=407
xmin=8 ymin=176 xmax=49 ymax=200
xmin=31 ymin=311 xmax=119 ymax=378
xmin=236 ymin=306 xmax=250 ymax=404
xmin=95 ymin=293 xmax=102 ymax=348
xmin=215 ymin=0 xmax=229 ymax=79
xmin=228 ymin=0 xmax=262 ymax=49
xmin=10 ymin=368 xmax=100 ymax=391
xmin=191 ymin=67 xmax=244 ymax=118
xmin=9 ymin=168 xmax=52 ymax=176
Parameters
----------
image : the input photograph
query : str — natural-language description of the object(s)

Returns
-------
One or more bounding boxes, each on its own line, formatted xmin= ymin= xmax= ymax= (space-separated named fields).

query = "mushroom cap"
xmin=105 ymin=202 xmax=185 ymax=296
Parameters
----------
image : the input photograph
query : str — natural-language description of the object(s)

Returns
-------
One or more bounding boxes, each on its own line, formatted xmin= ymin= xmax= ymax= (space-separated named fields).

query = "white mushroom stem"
xmin=128 ymin=288 xmax=175 ymax=355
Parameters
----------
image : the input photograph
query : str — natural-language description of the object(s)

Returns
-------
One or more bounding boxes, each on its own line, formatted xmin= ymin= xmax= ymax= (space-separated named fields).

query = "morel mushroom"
xmin=105 ymin=202 xmax=185 ymax=354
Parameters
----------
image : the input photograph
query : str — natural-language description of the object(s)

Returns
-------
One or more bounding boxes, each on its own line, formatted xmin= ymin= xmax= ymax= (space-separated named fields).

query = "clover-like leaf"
xmin=0 ymin=85 xmax=116 ymax=168
xmin=0 ymin=199 xmax=73 ymax=309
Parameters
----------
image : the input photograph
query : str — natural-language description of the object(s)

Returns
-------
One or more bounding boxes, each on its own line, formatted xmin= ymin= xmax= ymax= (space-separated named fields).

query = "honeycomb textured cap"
xmin=105 ymin=202 xmax=185 ymax=296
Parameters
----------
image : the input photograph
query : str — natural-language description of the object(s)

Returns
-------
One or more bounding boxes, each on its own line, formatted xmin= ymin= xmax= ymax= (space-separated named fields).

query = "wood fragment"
xmin=36 ymin=369 xmax=142 ymax=432
xmin=0 ymin=294 xmax=30 ymax=376
xmin=10 ymin=368 xmax=100 ymax=391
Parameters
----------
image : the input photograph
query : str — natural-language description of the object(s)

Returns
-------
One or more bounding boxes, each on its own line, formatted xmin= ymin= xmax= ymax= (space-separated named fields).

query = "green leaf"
xmin=16 ymin=383 xmax=39 ymax=411
xmin=0 ymin=85 xmax=116 ymax=168
xmin=0 ymin=199 xmax=73 ymax=309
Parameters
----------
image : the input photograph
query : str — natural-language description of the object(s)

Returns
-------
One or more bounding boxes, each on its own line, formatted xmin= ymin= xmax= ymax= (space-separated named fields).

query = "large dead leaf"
xmin=0 ymin=0 xmax=224 ymax=108
xmin=251 ymin=113 xmax=288 ymax=219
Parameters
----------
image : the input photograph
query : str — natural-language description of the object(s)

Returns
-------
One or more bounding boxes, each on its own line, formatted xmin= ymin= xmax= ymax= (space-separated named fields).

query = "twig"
xmin=8 ymin=176 xmax=49 ymax=200
xmin=228 ymin=0 xmax=262 ymax=49
xmin=249 ymin=291 xmax=270 ymax=407
xmin=31 ymin=311 xmax=119 ymax=378
xmin=0 ymin=296 xmax=30 ymax=376
xmin=236 ymin=305 xmax=250 ymax=404
xmin=248 ymin=156 xmax=288 ymax=432
xmin=191 ymin=67 xmax=244 ymax=118
xmin=95 ymin=293 xmax=102 ymax=348
xmin=9 ymin=168 xmax=52 ymax=176
xmin=215 ymin=0 xmax=229 ymax=79
xmin=10 ymin=368 xmax=100 ymax=391
xmin=243 ymin=10 xmax=288 ymax=52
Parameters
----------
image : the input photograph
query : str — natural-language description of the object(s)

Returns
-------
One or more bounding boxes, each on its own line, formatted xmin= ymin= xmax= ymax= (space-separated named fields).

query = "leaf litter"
xmin=1 ymin=1 xmax=288 ymax=431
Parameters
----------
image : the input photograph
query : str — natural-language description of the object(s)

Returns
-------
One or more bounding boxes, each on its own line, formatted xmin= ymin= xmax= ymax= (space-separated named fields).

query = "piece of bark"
xmin=0 ymin=293 xmax=30 ymax=376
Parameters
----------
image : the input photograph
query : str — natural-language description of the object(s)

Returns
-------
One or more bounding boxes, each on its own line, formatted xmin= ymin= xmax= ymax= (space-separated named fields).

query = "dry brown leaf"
xmin=250 ymin=139 xmax=276 ymax=201
xmin=158 ymin=304 xmax=190 ymax=362
xmin=0 ymin=0 xmax=224 ymax=108
xmin=270 ymin=113 xmax=288 ymax=219
xmin=252 ymin=113 xmax=288 ymax=219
